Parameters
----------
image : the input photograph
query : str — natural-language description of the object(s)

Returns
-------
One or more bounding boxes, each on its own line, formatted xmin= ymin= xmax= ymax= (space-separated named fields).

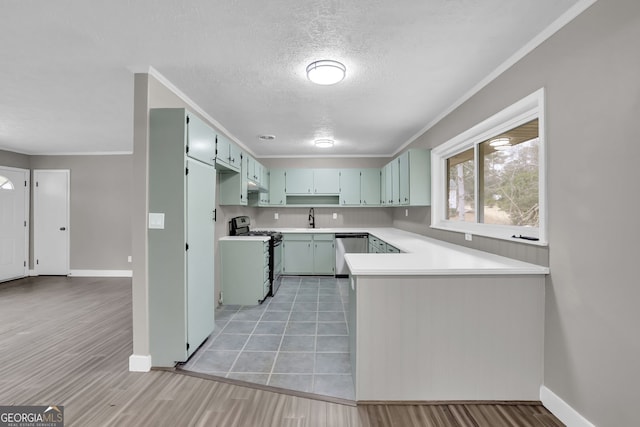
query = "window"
xmin=432 ymin=89 xmax=547 ymax=245
xmin=0 ymin=175 xmax=15 ymax=190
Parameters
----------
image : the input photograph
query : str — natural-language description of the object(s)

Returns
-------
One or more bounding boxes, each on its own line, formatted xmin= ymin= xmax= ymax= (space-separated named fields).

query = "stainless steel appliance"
xmin=335 ymin=233 xmax=369 ymax=277
xmin=229 ymin=216 xmax=283 ymax=296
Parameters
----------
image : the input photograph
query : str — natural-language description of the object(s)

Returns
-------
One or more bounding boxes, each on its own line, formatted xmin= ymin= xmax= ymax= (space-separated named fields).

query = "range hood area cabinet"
xmin=147 ymin=108 xmax=217 ymax=367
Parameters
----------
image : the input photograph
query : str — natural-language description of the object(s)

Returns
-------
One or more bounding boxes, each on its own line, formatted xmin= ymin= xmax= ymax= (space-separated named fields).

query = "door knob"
xmin=59 ymin=227 xmax=66 ymax=231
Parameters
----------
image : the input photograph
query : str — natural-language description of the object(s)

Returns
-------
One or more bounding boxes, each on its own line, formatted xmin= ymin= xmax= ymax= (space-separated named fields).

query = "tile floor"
xmin=181 ymin=275 xmax=354 ymax=400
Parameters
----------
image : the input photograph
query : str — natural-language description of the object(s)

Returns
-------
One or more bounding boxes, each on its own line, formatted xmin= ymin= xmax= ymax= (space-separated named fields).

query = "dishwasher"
xmin=335 ymin=233 xmax=369 ymax=277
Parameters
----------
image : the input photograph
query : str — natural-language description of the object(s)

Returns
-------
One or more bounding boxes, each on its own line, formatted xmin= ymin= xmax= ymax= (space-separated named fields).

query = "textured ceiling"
xmin=0 ymin=0 xmax=584 ymax=157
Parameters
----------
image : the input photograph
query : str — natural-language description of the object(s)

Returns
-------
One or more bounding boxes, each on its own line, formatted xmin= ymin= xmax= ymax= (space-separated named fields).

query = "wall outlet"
xmin=127 ymin=255 xmax=132 ymax=263
xmin=465 ymin=233 xmax=473 ymax=241
xmin=405 ymin=209 xmax=409 ymax=217
xmin=274 ymin=212 xmax=279 ymax=220
xmin=333 ymin=212 xmax=337 ymax=219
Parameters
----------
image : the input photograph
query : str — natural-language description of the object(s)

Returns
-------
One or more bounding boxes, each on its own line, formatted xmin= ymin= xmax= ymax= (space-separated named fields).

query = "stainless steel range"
xmin=229 ymin=216 xmax=283 ymax=296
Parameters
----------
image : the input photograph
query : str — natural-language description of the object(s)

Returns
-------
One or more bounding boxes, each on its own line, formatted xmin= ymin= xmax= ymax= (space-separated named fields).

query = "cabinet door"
xmin=361 ymin=168 xmax=381 ymax=205
xmin=269 ymin=169 xmax=286 ymax=205
xmin=285 ymin=169 xmax=313 ymax=194
xmin=215 ymin=134 xmax=230 ymax=166
xmin=186 ymin=159 xmax=216 ymax=357
xmin=391 ymin=159 xmax=400 ymax=205
xmin=384 ymin=163 xmax=393 ymax=205
xmin=380 ymin=167 xmax=387 ymax=206
xmin=340 ymin=169 xmax=361 ymax=205
xmin=314 ymin=237 xmax=335 ymax=275
xmin=314 ymin=169 xmax=340 ymax=194
xmin=283 ymin=238 xmax=314 ymax=274
xmin=261 ymin=167 xmax=270 ymax=191
xmin=228 ymin=140 xmax=242 ymax=171
xmin=399 ymin=151 xmax=410 ymax=205
xmin=187 ymin=114 xmax=216 ymax=165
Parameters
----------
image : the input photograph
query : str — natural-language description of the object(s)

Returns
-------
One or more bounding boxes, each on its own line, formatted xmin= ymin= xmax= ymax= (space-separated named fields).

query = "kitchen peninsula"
xmin=267 ymin=227 xmax=548 ymax=402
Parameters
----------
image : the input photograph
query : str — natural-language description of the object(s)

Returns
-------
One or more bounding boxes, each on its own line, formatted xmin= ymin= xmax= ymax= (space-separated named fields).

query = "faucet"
xmin=308 ymin=207 xmax=315 ymax=229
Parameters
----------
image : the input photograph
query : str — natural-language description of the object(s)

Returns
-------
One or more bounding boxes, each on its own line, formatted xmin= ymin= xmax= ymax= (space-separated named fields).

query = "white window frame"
xmin=431 ymin=88 xmax=547 ymax=246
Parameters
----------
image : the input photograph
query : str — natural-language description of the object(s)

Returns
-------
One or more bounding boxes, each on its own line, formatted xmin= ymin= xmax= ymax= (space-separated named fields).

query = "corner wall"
xmin=397 ymin=1 xmax=640 ymax=425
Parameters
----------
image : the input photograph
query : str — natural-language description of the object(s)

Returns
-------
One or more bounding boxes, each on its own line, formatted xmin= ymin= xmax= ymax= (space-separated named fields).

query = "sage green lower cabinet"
xmin=368 ymin=235 xmax=401 ymax=253
xmin=313 ymin=234 xmax=336 ymax=274
xmin=282 ymin=233 xmax=335 ymax=275
xmin=220 ymin=239 xmax=270 ymax=305
xmin=282 ymin=234 xmax=314 ymax=274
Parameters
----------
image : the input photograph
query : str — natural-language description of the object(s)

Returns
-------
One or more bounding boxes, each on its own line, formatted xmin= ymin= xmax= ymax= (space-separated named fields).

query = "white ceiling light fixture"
xmin=314 ymin=138 xmax=335 ymax=148
xmin=306 ymin=60 xmax=346 ymax=85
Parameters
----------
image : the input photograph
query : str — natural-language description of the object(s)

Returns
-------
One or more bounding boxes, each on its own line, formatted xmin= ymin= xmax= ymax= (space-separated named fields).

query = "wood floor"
xmin=0 ymin=276 xmax=564 ymax=426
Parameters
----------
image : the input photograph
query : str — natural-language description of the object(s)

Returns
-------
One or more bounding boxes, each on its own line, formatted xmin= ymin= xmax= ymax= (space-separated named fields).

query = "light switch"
xmin=149 ymin=213 xmax=165 ymax=229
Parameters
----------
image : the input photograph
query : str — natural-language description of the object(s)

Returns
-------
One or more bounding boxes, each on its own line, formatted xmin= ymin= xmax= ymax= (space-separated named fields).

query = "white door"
xmin=186 ymin=159 xmax=216 ymax=356
xmin=34 ymin=170 xmax=70 ymax=275
xmin=0 ymin=167 xmax=29 ymax=282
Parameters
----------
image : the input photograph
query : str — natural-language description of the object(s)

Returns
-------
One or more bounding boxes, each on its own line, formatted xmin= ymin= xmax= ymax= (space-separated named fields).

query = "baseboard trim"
xmin=29 ymin=270 xmax=38 ymax=276
xmin=129 ymin=354 xmax=152 ymax=372
xmin=540 ymin=386 xmax=595 ymax=427
xmin=69 ymin=269 xmax=133 ymax=277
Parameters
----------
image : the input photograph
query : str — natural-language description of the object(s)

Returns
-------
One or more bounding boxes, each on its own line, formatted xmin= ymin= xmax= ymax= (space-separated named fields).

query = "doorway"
xmin=34 ymin=170 xmax=70 ymax=275
xmin=0 ymin=167 xmax=29 ymax=282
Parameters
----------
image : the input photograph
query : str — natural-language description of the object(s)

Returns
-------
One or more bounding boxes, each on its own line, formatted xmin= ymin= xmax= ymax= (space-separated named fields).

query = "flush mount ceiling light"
xmin=489 ymin=137 xmax=511 ymax=147
xmin=306 ymin=60 xmax=346 ymax=85
xmin=258 ymin=134 xmax=276 ymax=141
xmin=314 ymin=138 xmax=334 ymax=148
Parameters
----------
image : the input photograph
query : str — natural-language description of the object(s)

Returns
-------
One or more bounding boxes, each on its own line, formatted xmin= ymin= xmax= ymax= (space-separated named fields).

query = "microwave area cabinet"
xmin=220 ymin=238 xmax=270 ymax=306
xmin=282 ymin=233 xmax=335 ymax=275
xmin=216 ymin=133 xmax=242 ymax=172
xmin=148 ymin=108 xmax=217 ymax=367
xmin=219 ymin=153 xmax=248 ymax=206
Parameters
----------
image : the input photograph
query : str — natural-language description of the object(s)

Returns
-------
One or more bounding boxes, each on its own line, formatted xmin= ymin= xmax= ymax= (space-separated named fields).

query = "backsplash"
xmin=254 ymin=207 xmax=393 ymax=229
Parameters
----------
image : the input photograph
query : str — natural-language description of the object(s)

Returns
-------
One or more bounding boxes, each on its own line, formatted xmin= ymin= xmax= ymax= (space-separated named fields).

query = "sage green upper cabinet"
xmin=361 ymin=168 xmax=381 ymax=205
xmin=399 ymin=149 xmax=432 ymax=206
xmin=216 ymin=134 xmax=241 ymax=172
xmin=269 ymin=169 xmax=286 ymax=205
xmin=219 ymin=153 xmax=247 ymax=205
xmin=313 ymin=169 xmax=340 ymax=194
xmin=384 ymin=162 xmax=394 ymax=205
xmin=399 ymin=151 xmax=410 ymax=205
xmin=391 ymin=158 xmax=400 ymax=205
xmin=285 ymin=169 xmax=313 ymax=194
xmin=261 ymin=167 xmax=270 ymax=191
xmin=340 ymin=169 xmax=361 ymax=205
xmin=380 ymin=166 xmax=387 ymax=206
xmin=186 ymin=114 xmax=216 ymax=166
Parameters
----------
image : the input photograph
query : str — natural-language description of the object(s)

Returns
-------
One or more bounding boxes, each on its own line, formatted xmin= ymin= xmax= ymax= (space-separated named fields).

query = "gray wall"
xmin=1 ymin=149 xmax=132 ymax=271
xmin=29 ymin=155 xmax=132 ymax=270
xmin=0 ymin=149 xmax=30 ymax=169
xmin=398 ymin=1 xmax=640 ymax=425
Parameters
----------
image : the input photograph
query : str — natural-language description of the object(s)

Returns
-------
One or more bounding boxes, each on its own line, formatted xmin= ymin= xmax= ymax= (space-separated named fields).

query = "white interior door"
xmin=34 ymin=170 xmax=70 ymax=275
xmin=0 ymin=167 xmax=29 ymax=282
xmin=186 ymin=159 xmax=216 ymax=356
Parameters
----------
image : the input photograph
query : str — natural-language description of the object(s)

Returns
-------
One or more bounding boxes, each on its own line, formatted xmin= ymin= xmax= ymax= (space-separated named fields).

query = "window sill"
xmin=430 ymin=222 xmax=548 ymax=247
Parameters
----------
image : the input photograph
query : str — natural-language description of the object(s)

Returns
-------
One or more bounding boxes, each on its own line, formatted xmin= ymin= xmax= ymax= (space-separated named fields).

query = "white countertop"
xmin=219 ymin=236 xmax=270 ymax=242
xmin=256 ymin=227 xmax=549 ymax=276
